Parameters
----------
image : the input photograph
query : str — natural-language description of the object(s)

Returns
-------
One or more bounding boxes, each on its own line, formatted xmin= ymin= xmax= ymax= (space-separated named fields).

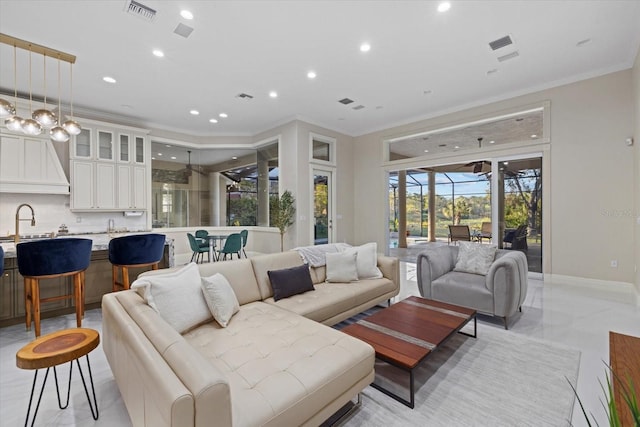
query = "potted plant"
xmin=272 ymin=190 xmax=296 ymax=252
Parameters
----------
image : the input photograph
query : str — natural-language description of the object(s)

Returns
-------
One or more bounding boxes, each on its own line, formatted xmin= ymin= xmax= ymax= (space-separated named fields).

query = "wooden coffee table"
xmin=341 ymin=296 xmax=476 ymax=408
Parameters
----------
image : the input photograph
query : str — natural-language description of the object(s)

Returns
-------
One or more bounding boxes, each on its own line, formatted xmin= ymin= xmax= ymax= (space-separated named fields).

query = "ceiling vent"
xmin=124 ymin=0 xmax=156 ymax=22
xmin=339 ymin=98 xmax=354 ymax=105
xmin=174 ymin=23 xmax=194 ymax=38
xmin=497 ymin=50 xmax=519 ymax=62
xmin=352 ymin=105 xmax=365 ymax=110
xmin=236 ymin=93 xmax=254 ymax=100
xmin=489 ymin=35 xmax=513 ymax=51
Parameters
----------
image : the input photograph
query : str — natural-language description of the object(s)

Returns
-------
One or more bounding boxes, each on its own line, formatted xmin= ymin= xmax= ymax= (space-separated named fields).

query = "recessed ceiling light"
xmin=269 ymin=91 xmax=278 ymax=98
xmin=489 ymin=140 xmax=495 ymax=144
xmin=103 ymin=76 xmax=116 ymax=84
xmin=307 ymin=71 xmax=317 ymax=79
xmin=151 ymin=157 xmax=156 ymax=160
xmin=157 ymin=153 xmax=163 ymax=156
xmin=165 ymin=144 xmax=171 ymax=147
xmin=454 ymin=145 xmax=460 ymax=149
xmin=219 ymin=113 xmax=228 ymax=118
xmin=437 ymin=1 xmax=451 ymax=12
xmin=231 ymin=156 xmax=238 ymax=160
xmin=360 ymin=43 xmax=371 ymax=52
xmin=190 ymin=110 xmax=199 ymax=115
xmin=209 ymin=118 xmax=218 ymax=123
xmin=531 ymin=134 xmax=538 ymax=138
xmin=424 ymin=149 xmax=429 ymax=153
xmin=503 ymin=161 xmax=509 ymax=165
xmin=180 ymin=10 xmax=194 ymax=20
xmin=152 ymin=49 xmax=164 ymax=57
xmin=170 ymin=156 xmax=176 ymax=160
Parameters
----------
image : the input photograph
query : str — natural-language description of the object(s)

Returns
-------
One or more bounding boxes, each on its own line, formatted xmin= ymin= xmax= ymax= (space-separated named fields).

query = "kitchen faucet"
xmin=15 ymin=203 xmax=36 ymax=244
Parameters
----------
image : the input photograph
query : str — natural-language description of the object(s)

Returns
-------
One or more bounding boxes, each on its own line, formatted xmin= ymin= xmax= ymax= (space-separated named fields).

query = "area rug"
xmin=341 ymin=323 xmax=581 ymax=427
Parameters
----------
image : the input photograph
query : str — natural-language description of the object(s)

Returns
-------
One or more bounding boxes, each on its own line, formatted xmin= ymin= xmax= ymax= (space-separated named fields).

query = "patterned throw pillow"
xmin=453 ymin=241 xmax=498 ymax=275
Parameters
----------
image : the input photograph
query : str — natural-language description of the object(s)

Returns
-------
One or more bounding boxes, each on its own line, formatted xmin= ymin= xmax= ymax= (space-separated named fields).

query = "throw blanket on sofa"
xmin=294 ymin=243 xmax=352 ymax=267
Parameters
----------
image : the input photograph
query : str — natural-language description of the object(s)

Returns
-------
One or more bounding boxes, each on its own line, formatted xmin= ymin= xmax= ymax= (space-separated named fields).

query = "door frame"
xmin=310 ymin=166 xmax=336 ymax=245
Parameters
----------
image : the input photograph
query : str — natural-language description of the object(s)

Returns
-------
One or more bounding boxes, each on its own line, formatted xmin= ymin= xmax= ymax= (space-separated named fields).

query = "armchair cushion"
xmin=454 ymin=241 xmax=497 ymax=275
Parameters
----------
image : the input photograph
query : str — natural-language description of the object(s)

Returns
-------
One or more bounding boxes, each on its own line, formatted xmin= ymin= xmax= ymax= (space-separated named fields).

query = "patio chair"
xmin=448 ymin=225 xmax=471 ymax=244
xmin=503 ymin=225 xmax=528 ymax=250
xmin=479 ymin=222 xmax=492 ymax=241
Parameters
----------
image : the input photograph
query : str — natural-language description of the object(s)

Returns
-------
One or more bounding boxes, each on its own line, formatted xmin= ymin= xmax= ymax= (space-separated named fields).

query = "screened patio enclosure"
xmin=389 ymin=157 xmax=542 ymax=273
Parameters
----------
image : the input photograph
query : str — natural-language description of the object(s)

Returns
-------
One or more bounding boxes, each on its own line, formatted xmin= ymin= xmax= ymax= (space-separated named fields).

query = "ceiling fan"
xmin=178 ymin=150 xmax=207 ymax=177
xmin=463 ymin=138 xmax=491 ymax=173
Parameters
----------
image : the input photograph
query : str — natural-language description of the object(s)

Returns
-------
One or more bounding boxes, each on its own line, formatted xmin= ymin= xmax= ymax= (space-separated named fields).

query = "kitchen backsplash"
xmin=0 ymin=193 xmax=148 ymax=237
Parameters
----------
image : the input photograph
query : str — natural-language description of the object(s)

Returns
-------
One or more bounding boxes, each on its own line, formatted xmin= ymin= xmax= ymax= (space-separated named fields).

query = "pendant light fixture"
xmin=62 ymin=61 xmax=81 ymax=135
xmin=50 ymin=57 xmax=70 ymax=142
xmin=32 ymin=53 xmax=58 ymax=127
xmin=1 ymin=33 xmax=80 ymax=137
xmin=4 ymin=45 xmax=24 ymax=131
xmin=21 ymin=49 xmax=43 ymax=136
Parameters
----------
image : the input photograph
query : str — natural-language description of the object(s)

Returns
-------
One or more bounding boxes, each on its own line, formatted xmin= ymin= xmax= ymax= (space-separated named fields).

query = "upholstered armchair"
xmin=416 ymin=245 xmax=528 ymax=329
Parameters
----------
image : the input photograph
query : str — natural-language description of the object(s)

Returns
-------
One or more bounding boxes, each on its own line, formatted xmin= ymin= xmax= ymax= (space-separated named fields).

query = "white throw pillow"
xmin=201 ymin=273 xmax=240 ymax=327
xmin=131 ymin=262 xmax=211 ymax=333
xmin=454 ymin=241 xmax=498 ymax=275
xmin=344 ymin=242 xmax=383 ymax=279
xmin=325 ymin=251 xmax=359 ymax=282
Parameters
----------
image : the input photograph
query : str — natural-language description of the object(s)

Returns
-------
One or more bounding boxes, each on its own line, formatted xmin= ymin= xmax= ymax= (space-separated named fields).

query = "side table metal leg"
xmin=76 ymin=354 xmax=99 ymax=420
xmin=53 ymin=363 xmax=73 ymax=409
xmin=24 ymin=368 xmax=50 ymax=427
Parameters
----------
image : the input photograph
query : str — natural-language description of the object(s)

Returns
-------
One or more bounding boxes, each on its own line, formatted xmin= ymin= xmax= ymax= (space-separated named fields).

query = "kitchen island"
xmin=0 ymin=233 xmax=174 ymax=328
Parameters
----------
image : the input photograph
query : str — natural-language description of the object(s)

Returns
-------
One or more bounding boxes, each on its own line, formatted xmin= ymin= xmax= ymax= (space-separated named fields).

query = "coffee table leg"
xmin=458 ymin=315 xmax=477 ymax=338
xmin=76 ymin=354 xmax=99 ymax=420
xmin=370 ymin=366 xmax=415 ymax=409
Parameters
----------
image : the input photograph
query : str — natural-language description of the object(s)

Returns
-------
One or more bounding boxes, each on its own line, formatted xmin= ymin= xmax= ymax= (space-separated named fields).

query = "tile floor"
xmin=0 ymin=262 xmax=638 ymax=427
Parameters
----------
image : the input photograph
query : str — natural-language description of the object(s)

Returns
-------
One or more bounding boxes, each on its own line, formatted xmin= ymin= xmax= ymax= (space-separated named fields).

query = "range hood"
xmin=0 ymin=132 xmax=70 ymax=194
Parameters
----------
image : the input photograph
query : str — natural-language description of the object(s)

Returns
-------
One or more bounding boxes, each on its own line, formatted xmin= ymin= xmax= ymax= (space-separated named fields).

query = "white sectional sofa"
xmin=102 ymin=250 xmax=400 ymax=427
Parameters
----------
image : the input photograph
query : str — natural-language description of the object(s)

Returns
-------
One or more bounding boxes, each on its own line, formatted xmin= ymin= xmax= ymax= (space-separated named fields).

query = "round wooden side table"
xmin=16 ymin=328 xmax=100 ymax=427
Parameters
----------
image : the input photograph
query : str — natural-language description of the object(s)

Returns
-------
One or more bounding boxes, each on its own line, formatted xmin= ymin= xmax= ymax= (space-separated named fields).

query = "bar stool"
xmin=109 ymin=234 xmax=165 ymax=292
xmin=17 ymin=238 xmax=93 ymax=337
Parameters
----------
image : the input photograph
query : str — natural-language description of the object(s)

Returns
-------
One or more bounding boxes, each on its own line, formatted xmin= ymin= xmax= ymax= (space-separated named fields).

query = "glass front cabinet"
xmin=70 ymin=119 xmax=149 ymax=211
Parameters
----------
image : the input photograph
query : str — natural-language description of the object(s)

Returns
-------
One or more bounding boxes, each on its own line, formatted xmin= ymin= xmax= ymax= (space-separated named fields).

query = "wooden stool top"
xmin=16 ymin=328 xmax=100 ymax=370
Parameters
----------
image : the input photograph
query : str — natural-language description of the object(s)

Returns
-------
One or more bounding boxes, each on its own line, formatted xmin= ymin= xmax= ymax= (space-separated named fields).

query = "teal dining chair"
xmin=217 ymin=233 xmax=243 ymax=260
xmin=240 ymin=229 xmax=248 ymax=258
xmin=187 ymin=233 xmax=210 ymax=263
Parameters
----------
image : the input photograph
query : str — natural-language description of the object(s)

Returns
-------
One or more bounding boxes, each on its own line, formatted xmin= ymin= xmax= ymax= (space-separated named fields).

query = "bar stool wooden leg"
xmin=152 ymin=263 xmax=159 ymax=271
xmin=122 ymin=266 xmax=130 ymax=290
xmin=80 ymin=271 xmax=86 ymax=318
xmin=111 ymin=265 xmax=118 ymax=292
xmin=24 ymin=278 xmax=32 ymax=331
xmin=74 ymin=273 xmax=82 ymax=328
xmin=32 ymin=280 xmax=41 ymax=337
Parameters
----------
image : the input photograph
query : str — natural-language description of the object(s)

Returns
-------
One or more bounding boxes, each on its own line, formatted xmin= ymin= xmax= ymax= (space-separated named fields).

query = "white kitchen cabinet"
xmin=69 ymin=119 xmax=149 ymax=211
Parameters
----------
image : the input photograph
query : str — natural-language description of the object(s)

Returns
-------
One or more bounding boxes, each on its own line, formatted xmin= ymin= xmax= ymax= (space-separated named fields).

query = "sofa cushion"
xmin=432 ymin=271 xmax=493 ymax=314
xmin=267 ymin=264 xmax=315 ymax=301
xmin=131 ymin=262 xmax=211 ymax=334
xmin=344 ymin=242 xmax=383 ymax=279
xmin=201 ymin=273 xmax=240 ymax=327
xmin=325 ymin=251 xmax=358 ymax=282
xmin=183 ymin=301 xmax=374 ymax=427
xmin=454 ymin=241 xmax=497 ymax=275
xmin=251 ymin=251 xmax=305 ymax=300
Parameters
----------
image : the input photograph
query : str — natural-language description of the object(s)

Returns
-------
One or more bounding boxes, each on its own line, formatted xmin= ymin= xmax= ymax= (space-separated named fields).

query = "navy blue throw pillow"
xmin=267 ymin=264 xmax=315 ymax=301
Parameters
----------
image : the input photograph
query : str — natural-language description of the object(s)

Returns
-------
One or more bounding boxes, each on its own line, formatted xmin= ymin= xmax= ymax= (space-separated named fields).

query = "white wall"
xmin=354 ymin=70 xmax=636 ymax=285
xmin=633 ymin=47 xmax=640 ymax=292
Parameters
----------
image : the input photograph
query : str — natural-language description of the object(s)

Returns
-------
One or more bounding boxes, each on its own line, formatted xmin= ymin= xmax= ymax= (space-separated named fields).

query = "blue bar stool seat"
xmin=109 ymin=234 xmax=165 ymax=292
xmin=17 ymin=238 xmax=92 ymax=337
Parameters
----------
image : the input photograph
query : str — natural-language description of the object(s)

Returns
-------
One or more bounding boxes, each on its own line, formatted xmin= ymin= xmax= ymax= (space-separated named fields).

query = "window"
xmin=310 ymin=133 xmax=336 ymax=165
xmin=151 ymin=140 xmax=279 ymax=228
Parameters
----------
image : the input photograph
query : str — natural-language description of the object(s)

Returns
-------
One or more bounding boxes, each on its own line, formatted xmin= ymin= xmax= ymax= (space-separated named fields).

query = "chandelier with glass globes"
xmin=0 ymin=33 xmax=81 ymax=143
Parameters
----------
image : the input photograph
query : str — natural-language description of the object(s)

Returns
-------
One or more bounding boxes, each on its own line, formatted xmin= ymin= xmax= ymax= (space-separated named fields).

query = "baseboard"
xmin=544 ymin=273 xmax=639 ymax=305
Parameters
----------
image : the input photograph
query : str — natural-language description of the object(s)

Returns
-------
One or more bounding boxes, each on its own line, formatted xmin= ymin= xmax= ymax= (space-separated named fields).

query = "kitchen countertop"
xmin=0 ymin=232 xmax=174 ymax=260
